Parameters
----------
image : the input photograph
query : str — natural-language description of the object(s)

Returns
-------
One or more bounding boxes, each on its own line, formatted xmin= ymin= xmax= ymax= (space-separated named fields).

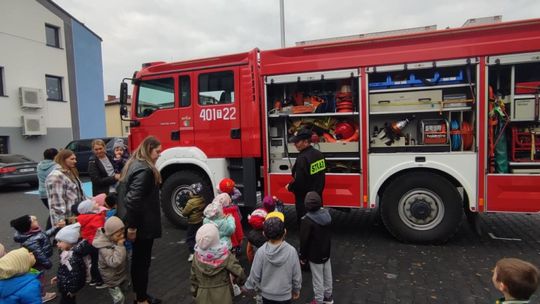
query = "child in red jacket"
xmin=77 ymin=197 xmax=105 ymax=288
xmin=214 ymin=193 xmax=244 ymax=256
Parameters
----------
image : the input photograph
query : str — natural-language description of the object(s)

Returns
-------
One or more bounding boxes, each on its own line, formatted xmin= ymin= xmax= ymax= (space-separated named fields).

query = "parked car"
xmin=0 ymin=154 xmax=38 ymax=187
xmin=65 ymin=137 xmax=127 ymax=174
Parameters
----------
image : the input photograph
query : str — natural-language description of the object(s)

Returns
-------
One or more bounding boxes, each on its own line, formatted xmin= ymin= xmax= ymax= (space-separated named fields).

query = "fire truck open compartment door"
xmin=264 ymin=69 xmax=363 ymax=207
xmin=193 ymin=67 xmax=242 ymax=158
xmin=485 ymin=52 xmax=540 ymax=213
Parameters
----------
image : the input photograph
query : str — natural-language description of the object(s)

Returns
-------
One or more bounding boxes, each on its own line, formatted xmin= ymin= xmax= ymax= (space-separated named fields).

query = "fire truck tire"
xmin=161 ymin=171 xmax=213 ymax=228
xmin=380 ymin=171 xmax=463 ymax=243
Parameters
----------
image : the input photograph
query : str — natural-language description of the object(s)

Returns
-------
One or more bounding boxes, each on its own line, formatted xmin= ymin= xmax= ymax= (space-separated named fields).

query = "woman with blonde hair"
xmin=117 ymin=136 xmax=162 ymax=304
xmin=45 ymin=149 xmax=85 ymax=227
xmin=88 ymin=139 xmax=120 ymax=196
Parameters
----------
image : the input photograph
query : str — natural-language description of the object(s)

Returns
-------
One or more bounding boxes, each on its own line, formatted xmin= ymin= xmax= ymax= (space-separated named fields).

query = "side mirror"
xmin=120 ymin=105 xmax=128 ymax=117
xmin=119 ymin=82 xmax=128 ymax=117
xmin=119 ymin=82 xmax=128 ymax=106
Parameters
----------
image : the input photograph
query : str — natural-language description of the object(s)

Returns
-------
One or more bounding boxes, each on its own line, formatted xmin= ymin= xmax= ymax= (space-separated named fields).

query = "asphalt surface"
xmin=1 ymin=183 xmax=540 ymax=304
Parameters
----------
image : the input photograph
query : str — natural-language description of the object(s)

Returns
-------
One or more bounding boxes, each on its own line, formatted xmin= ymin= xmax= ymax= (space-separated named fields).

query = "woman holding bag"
xmin=117 ymin=136 xmax=162 ymax=304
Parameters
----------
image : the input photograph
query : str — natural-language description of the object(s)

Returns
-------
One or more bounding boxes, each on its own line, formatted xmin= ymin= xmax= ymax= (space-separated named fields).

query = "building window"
xmin=46 ymin=75 xmax=63 ymax=101
xmin=198 ymin=71 xmax=234 ymax=105
xmin=0 ymin=67 xmax=4 ymax=96
xmin=45 ymin=24 xmax=60 ymax=48
xmin=0 ymin=136 xmax=8 ymax=154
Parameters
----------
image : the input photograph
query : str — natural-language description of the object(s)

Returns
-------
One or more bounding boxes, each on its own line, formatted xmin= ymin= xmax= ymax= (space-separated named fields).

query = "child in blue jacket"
xmin=0 ymin=247 xmax=42 ymax=304
xmin=11 ymin=214 xmax=59 ymax=302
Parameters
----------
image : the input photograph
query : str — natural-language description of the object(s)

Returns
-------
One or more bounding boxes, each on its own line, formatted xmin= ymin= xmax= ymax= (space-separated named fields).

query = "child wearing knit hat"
xmin=246 ymin=208 xmax=268 ymax=264
xmin=299 ymin=191 xmax=334 ymax=304
xmin=182 ymin=182 xmax=206 ymax=262
xmin=203 ymin=199 xmax=236 ymax=250
xmin=112 ymin=139 xmax=129 ymax=174
xmin=10 ymin=214 xmax=60 ymax=302
xmin=76 ymin=196 xmax=106 ymax=288
xmin=93 ymin=216 xmax=129 ymax=304
xmin=214 ymin=192 xmax=244 ymax=256
xmin=217 ymin=178 xmax=242 ymax=202
xmin=261 ymin=195 xmax=285 ymax=214
xmin=53 ymin=223 xmax=93 ymax=304
xmin=0 ymin=247 xmax=42 ymax=303
xmin=190 ymin=223 xmax=246 ymax=304
xmin=245 ymin=208 xmax=268 ymax=304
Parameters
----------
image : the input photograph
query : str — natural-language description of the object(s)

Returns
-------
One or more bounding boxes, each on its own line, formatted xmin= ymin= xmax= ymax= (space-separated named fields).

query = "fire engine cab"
xmin=120 ymin=17 xmax=540 ymax=243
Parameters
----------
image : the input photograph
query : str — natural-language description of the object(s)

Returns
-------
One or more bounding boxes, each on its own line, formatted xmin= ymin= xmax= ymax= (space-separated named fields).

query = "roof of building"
xmin=44 ymin=0 xmax=102 ymax=41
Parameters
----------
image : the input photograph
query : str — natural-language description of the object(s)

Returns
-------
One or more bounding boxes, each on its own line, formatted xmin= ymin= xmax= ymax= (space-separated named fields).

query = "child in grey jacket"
xmin=244 ymin=214 xmax=302 ymax=303
xmin=93 ymin=216 xmax=128 ymax=304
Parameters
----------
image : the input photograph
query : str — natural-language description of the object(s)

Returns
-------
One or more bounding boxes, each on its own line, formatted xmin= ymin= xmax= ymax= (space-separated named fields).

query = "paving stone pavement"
xmin=1 ymin=186 xmax=540 ymax=304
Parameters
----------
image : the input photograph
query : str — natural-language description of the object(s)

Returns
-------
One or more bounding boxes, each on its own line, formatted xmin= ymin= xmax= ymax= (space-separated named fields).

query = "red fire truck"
xmin=119 ymin=17 xmax=540 ymax=243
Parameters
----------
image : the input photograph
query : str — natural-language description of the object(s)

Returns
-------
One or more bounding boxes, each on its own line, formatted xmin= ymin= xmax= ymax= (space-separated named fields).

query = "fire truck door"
xmin=193 ymin=68 xmax=241 ymax=158
xmin=129 ymin=75 xmax=180 ymax=150
xmin=177 ymin=74 xmax=195 ymax=146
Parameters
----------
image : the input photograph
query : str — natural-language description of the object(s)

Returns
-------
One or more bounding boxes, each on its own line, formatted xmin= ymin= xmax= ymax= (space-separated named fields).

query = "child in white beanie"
xmin=0 ymin=247 xmax=42 ymax=303
xmin=203 ymin=200 xmax=235 ymax=250
xmin=93 ymin=216 xmax=128 ymax=304
xmin=52 ymin=223 xmax=93 ymax=304
xmin=190 ymin=223 xmax=246 ymax=304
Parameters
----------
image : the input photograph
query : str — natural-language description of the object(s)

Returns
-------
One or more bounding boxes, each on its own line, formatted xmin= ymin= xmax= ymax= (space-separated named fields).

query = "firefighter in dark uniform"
xmin=286 ymin=128 xmax=326 ymax=224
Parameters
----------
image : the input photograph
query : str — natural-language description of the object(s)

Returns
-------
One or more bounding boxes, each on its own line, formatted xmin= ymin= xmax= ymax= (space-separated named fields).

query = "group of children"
xmin=2 ymin=191 xmax=129 ymax=304
xmin=1 ymin=173 xmax=540 ymax=303
xmin=184 ymin=178 xmax=540 ymax=304
xmin=182 ymin=177 xmax=329 ymax=304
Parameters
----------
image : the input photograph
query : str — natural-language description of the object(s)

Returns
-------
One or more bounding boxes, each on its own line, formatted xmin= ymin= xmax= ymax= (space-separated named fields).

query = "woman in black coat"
xmin=88 ymin=139 xmax=120 ymax=196
xmin=117 ymin=136 xmax=162 ymax=304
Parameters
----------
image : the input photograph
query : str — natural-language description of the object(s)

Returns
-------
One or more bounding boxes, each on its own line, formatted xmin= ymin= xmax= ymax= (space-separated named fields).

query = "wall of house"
xmin=71 ymin=19 xmax=105 ymax=138
xmin=0 ymin=0 xmax=72 ymax=160
xmin=105 ymin=101 xmax=131 ymax=137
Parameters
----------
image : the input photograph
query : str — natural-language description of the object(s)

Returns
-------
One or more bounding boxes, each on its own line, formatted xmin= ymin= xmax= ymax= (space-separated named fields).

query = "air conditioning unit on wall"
xmin=21 ymin=115 xmax=46 ymax=136
xmin=19 ymin=87 xmax=44 ymax=108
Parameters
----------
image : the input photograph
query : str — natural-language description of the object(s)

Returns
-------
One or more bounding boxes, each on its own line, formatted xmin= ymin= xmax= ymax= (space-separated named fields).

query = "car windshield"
xmin=0 ymin=154 xmax=34 ymax=164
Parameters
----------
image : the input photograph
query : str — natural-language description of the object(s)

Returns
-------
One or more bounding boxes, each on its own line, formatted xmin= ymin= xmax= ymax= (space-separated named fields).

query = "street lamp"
xmin=280 ymin=0 xmax=285 ymax=47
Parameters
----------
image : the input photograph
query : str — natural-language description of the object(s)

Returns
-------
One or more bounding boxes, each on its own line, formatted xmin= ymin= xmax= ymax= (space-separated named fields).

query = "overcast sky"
xmin=53 ymin=0 xmax=540 ymax=98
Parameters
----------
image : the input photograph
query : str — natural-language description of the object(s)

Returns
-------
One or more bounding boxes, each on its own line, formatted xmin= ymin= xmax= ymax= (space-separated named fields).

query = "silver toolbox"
xmin=370 ymin=90 xmax=442 ymax=113
xmin=511 ymin=96 xmax=539 ymax=121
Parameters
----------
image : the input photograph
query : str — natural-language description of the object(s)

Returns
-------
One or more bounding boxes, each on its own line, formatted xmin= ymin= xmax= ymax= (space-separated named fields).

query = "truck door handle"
xmin=231 ymin=129 xmax=241 ymax=139
xmin=171 ymin=130 xmax=180 ymax=141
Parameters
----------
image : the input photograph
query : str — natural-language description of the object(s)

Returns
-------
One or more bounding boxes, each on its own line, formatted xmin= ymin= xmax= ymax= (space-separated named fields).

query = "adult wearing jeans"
xmin=88 ymin=139 xmax=120 ymax=196
xmin=37 ymin=148 xmax=59 ymax=229
xmin=117 ymin=136 xmax=162 ymax=304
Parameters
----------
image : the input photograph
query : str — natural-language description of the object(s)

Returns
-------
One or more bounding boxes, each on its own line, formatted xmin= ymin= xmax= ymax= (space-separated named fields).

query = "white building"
xmin=0 ymin=0 xmax=105 ymax=161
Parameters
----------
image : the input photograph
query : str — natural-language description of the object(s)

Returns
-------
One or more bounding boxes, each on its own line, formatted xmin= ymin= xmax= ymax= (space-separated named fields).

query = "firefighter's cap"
xmin=289 ymin=128 xmax=311 ymax=143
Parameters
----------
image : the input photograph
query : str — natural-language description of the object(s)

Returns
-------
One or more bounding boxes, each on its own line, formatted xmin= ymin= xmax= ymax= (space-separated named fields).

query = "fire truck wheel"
xmin=380 ymin=171 xmax=463 ymax=244
xmin=161 ymin=171 xmax=213 ymax=228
